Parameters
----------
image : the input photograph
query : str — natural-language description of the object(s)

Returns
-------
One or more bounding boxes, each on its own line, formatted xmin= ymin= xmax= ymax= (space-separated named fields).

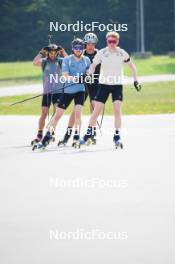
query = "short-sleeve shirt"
xmin=41 ymin=58 xmax=63 ymax=94
xmin=93 ymin=47 xmax=130 ymax=85
xmin=62 ymin=55 xmax=91 ymax=94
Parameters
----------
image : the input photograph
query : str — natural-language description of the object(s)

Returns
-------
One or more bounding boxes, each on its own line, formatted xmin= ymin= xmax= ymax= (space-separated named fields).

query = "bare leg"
xmin=113 ymin=100 xmax=122 ymax=130
xmin=49 ymin=107 xmax=65 ymax=132
xmin=38 ymin=107 xmax=49 ymax=130
xmin=89 ymin=101 xmax=104 ymax=127
xmin=59 ymin=107 xmax=75 ymax=144
xmin=112 ymin=100 xmax=123 ymax=147
xmin=67 ymin=107 xmax=76 ymax=127
xmin=74 ymin=105 xmax=82 ymax=133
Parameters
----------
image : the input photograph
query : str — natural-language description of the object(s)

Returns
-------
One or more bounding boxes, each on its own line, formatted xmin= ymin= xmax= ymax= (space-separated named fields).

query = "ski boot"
xmin=31 ymin=133 xmax=42 ymax=146
xmin=75 ymin=126 xmax=95 ymax=148
xmin=57 ymin=139 xmax=67 ymax=147
xmin=72 ymin=133 xmax=81 ymax=149
xmin=91 ymin=127 xmax=97 ymax=145
xmin=91 ymin=136 xmax=97 ymax=145
xmin=58 ymin=127 xmax=73 ymax=147
xmin=113 ymin=133 xmax=123 ymax=149
xmin=32 ymin=131 xmax=53 ymax=151
xmin=51 ymin=130 xmax=55 ymax=142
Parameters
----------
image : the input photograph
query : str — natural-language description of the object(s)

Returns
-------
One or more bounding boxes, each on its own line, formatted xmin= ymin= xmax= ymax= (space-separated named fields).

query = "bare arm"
xmin=88 ymin=63 xmax=97 ymax=75
xmin=33 ymin=53 xmax=42 ymax=67
xmin=127 ymin=60 xmax=138 ymax=82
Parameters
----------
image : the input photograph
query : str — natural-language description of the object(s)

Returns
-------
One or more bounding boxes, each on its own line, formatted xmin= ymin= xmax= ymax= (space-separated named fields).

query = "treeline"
xmin=0 ymin=0 xmax=174 ymax=61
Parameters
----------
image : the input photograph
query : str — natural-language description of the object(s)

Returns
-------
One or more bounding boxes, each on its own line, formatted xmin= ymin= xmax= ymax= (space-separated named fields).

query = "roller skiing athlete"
xmin=58 ymin=33 xmax=100 ymax=147
xmin=31 ymin=43 xmax=67 ymax=146
xmin=75 ymin=31 xmax=141 ymax=149
xmin=32 ymin=38 xmax=91 ymax=151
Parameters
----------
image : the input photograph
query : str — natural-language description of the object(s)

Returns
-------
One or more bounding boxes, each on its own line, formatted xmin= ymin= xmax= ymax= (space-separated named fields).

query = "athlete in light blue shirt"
xmin=62 ymin=54 xmax=90 ymax=93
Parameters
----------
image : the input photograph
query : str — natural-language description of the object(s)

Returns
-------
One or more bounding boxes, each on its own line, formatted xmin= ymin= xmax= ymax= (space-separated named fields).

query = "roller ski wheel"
xmin=72 ymin=140 xmax=81 ymax=149
xmin=91 ymin=138 xmax=96 ymax=145
xmin=51 ymin=132 xmax=55 ymax=142
xmin=58 ymin=140 xmax=67 ymax=147
xmin=51 ymin=135 xmax=55 ymax=142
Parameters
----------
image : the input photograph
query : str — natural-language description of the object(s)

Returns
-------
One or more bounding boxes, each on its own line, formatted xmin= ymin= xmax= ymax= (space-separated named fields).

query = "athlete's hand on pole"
xmin=134 ymin=81 xmax=142 ymax=92
xmin=84 ymin=73 xmax=93 ymax=84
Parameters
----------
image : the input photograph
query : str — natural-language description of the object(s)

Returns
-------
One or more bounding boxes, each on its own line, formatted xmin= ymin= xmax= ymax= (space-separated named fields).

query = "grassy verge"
xmin=0 ymin=82 xmax=175 ymax=115
xmin=0 ymin=55 xmax=175 ymax=87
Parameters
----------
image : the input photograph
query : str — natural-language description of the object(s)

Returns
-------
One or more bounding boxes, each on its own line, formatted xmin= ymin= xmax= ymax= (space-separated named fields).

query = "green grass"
xmin=0 ymin=61 xmax=41 ymax=87
xmin=125 ymin=55 xmax=175 ymax=76
xmin=0 ymin=55 xmax=175 ymax=87
xmin=0 ymin=81 xmax=175 ymax=115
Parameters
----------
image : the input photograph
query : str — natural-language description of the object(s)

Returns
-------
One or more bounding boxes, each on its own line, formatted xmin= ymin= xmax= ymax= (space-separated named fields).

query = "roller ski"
xmin=73 ymin=137 xmax=94 ymax=149
xmin=73 ymin=126 xmax=96 ymax=148
xmin=32 ymin=142 xmax=45 ymax=151
xmin=113 ymin=133 xmax=123 ymax=149
xmin=32 ymin=131 xmax=54 ymax=151
xmin=72 ymin=139 xmax=81 ymax=149
xmin=51 ymin=130 xmax=56 ymax=142
xmin=72 ymin=132 xmax=81 ymax=149
xmin=57 ymin=139 xmax=67 ymax=147
xmin=57 ymin=127 xmax=73 ymax=147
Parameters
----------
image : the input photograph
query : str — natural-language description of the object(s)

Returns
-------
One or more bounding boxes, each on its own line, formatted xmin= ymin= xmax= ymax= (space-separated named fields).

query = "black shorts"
xmin=42 ymin=93 xmax=61 ymax=107
xmin=94 ymin=84 xmax=123 ymax=104
xmin=85 ymin=83 xmax=99 ymax=101
xmin=57 ymin=92 xmax=85 ymax=110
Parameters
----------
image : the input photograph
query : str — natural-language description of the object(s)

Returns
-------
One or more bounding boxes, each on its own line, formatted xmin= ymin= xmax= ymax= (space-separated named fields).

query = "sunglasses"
xmin=107 ymin=39 xmax=117 ymax=44
xmin=73 ymin=45 xmax=84 ymax=51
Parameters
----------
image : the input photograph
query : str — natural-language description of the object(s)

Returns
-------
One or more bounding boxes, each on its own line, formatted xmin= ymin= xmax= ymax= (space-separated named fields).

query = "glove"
xmin=39 ymin=48 xmax=48 ymax=57
xmin=77 ymin=74 xmax=93 ymax=84
xmin=57 ymin=45 xmax=63 ymax=51
xmin=85 ymin=74 xmax=93 ymax=84
xmin=134 ymin=81 xmax=142 ymax=92
xmin=57 ymin=47 xmax=66 ymax=57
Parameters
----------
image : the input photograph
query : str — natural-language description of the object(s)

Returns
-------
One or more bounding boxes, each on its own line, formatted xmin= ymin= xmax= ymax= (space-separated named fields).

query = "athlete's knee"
xmin=54 ymin=107 xmax=64 ymax=120
xmin=74 ymin=106 xmax=82 ymax=120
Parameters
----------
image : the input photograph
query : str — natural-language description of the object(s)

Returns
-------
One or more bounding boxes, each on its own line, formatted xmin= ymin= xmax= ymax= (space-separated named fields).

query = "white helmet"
xmin=83 ymin=33 xmax=98 ymax=44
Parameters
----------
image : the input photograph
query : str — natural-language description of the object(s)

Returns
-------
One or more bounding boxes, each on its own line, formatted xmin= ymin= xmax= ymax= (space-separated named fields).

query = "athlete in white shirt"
xmin=81 ymin=31 xmax=141 ymax=148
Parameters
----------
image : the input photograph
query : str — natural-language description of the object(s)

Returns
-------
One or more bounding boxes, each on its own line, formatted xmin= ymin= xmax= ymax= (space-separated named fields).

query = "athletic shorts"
xmin=57 ymin=92 xmax=85 ymax=110
xmin=85 ymin=83 xmax=99 ymax=101
xmin=42 ymin=93 xmax=61 ymax=107
xmin=94 ymin=84 xmax=123 ymax=104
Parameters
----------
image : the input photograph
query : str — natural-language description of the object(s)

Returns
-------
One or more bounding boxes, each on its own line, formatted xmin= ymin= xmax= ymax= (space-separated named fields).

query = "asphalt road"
xmin=0 ymin=115 xmax=175 ymax=264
